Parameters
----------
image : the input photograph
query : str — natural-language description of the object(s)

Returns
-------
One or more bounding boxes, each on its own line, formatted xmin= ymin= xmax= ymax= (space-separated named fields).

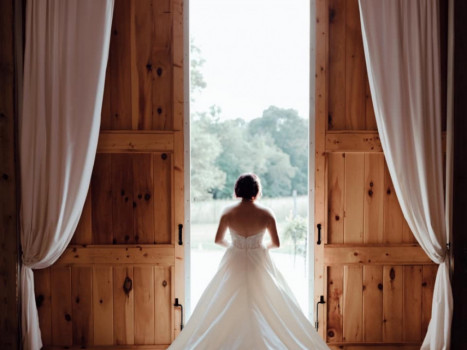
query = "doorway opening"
xmin=188 ymin=0 xmax=311 ymax=319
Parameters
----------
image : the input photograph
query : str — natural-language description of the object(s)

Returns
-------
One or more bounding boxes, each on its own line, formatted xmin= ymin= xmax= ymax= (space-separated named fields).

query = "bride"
xmin=168 ymin=173 xmax=329 ymax=349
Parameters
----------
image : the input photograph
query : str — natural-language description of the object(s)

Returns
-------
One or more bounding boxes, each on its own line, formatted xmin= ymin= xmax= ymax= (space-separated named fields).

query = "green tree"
xmin=189 ymin=43 xmax=306 ymax=200
xmin=211 ymin=127 xmax=296 ymax=198
xmin=249 ymin=134 xmax=296 ymax=197
xmin=190 ymin=40 xmax=207 ymax=99
xmin=211 ymin=118 xmax=254 ymax=198
xmin=283 ymin=214 xmax=308 ymax=266
xmin=248 ymin=106 xmax=309 ymax=195
xmin=190 ymin=44 xmax=226 ymax=200
xmin=191 ymin=117 xmax=226 ymax=201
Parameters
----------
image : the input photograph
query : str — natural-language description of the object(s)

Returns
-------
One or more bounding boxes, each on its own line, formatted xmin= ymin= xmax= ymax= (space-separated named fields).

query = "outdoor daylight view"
xmin=189 ymin=0 xmax=310 ymax=318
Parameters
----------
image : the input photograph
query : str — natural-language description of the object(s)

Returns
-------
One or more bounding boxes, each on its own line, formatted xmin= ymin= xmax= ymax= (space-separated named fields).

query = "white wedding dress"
xmin=168 ymin=229 xmax=330 ymax=350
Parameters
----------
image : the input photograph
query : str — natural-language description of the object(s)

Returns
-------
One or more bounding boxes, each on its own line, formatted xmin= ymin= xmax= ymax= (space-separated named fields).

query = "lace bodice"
xmin=230 ymin=230 xmax=266 ymax=249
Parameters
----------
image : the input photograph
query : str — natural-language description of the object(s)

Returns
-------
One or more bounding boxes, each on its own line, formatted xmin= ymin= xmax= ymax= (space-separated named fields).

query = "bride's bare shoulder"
xmin=254 ymin=203 xmax=276 ymax=218
xmin=220 ymin=203 xmax=238 ymax=217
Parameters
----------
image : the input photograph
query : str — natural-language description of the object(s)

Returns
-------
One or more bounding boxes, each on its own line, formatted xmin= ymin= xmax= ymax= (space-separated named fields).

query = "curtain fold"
xmin=20 ymin=1 xmax=114 ymax=349
xmin=358 ymin=1 xmax=452 ymax=349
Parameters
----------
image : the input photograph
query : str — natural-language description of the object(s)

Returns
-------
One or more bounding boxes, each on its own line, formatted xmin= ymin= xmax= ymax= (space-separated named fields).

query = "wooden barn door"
xmin=33 ymin=0 xmax=185 ymax=348
xmin=313 ymin=0 xmax=442 ymax=349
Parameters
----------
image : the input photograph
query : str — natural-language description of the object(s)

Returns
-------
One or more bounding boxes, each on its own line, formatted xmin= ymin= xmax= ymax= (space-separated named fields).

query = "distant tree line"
xmin=190 ymin=41 xmax=308 ymax=200
xmin=191 ymin=106 xmax=308 ymax=200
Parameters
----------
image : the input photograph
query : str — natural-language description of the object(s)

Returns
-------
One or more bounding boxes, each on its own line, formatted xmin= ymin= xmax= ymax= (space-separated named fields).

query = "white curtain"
xmin=20 ymin=1 xmax=114 ymax=349
xmin=358 ymin=1 xmax=453 ymax=349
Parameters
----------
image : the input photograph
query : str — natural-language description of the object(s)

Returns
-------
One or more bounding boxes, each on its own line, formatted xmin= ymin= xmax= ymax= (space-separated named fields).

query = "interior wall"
xmin=0 ymin=0 xmax=20 ymax=348
xmin=451 ymin=0 xmax=467 ymax=346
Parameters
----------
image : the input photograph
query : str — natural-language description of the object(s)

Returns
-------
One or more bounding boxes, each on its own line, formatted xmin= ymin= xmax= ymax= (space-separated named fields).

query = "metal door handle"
xmin=317 ymin=224 xmax=322 ymax=245
xmin=178 ymin=224 xmax=183 ymax=245
xmin=174 ymin=298 xmax=184 ymax=330
xmin=315 ymin=295 xmax=325 ymax=331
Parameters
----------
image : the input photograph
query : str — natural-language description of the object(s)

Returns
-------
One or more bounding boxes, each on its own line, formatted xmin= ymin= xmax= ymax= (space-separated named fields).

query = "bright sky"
xmin=190 ymin=0 xmax=310 ymax=121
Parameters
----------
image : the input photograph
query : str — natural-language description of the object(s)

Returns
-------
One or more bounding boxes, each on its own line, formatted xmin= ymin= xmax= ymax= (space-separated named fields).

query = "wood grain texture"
xmin=93 ymin=266 xmax=114 ymax=345
xmin=383 ymin=266 xmax=403 ymax=342
xmin=97 ymin=132 xmax=174 ymax=152
xmin=327 ymin=266 xmax=343 ymax=342
xmin=55 ymin=245 xmax=175 ymax=265
xmin=35 ymin=268 xmax=52 ymax=345
xmin=112 ymin=153 xmax=135 ymax=243
xmin=134 ymin=266 xmax=155 ymax=344
xmin=364 ymin=153 xmax=384 ymax=243
xmin=403 ymin=266 xmax=422 ymax=342
xmin=51 ymin=267 xmax=73 ymax=346
xmin=328 ymin=153 xmax=345 ymax=243
xmin=363 ymin=265 xmax=383 ymax=342
xmin=71 ymin=267 xmax=93 ymax=346
xmin=344 ymin=0 xmax=366 ymax=129
xmin=344 ymin=153 xmax=364 ymax=243
xmin=383 ymin=165 xmax=404 ymax=243
xmin=326 ymin=132 xmax=382 ymax=152
xmin=365 ymin=78 xmax=377 ymax=130
xmin=328 ymin=0 xmax=346 ymax=130
xmin=343 ymin=265 xmax=363 ymax=342
xmin=154 ymin=152 xmax=172 ymax=243
xmin=91 ymin=153 xmax=113 ymax=244
xmin=153 ymin=0 xmax=173 ymax=130
xmin=101 ymin=64 xmax=112 ymax=129
xmin=37 ymin=0 xmax=185 ymax=347
xmin=101 ymin=0 xmax=177 ymax=131
xmin=173 ymin=130 xmax=184 ymax=337
xmin=402 ymin=220 xmax=416 ymax=243
xmin=114 ymin=266 xmax=135 ymax=345
xmin=318 ymin=0 xmax=438 ymax=346
xmin=323 ymin=245 xmax=432 ymax=265
xmin=109 ymin=0 xmax=133 ymax=129
xmin=172 ymin=0 xmax=184 ymax=131
xmin=133 ymin=153 xmax=155 ymax=243
xmin=421 ymin=265 xmax=438 ymax=337
xmin=314 ymin=0 xmax=330 ymax=339
xmin=133 ymin=0 xmax=153 ymax=130
xmin=154 ymin=266 xmax=172 ymax=344
xmin=72 ymin=188 xmax=92 ymax=244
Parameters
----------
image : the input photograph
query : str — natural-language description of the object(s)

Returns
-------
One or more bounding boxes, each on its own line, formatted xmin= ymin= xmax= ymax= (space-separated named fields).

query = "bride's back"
xmin=214 ymin=173 xmax=280 ymax=249
xmin=223 ymin=202 xmax=272 ymax=237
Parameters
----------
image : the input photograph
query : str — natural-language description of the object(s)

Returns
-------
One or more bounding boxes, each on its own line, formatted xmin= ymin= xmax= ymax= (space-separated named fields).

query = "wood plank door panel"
xmin=314 ymin=0 xmax=438 ymax=348
xmin=35 ymin=0 xmax=185 ymax=348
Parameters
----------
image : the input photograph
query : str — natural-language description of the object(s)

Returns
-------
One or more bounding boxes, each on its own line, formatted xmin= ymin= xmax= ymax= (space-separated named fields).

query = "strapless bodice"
xmin=230 ymin=230 xmax=265 ymax=249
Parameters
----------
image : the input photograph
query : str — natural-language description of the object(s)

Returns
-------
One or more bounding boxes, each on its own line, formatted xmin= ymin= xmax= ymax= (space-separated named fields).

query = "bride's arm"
xmin=214 ymin=213 xmax=230 ymax=247
xmin=266 ymin=212 xmax=280 ymax=249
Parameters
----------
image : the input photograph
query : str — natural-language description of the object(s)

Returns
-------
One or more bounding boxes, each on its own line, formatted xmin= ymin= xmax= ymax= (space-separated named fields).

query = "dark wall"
xmin=451 ymin=0 xmax=467 ymax=347
xmin=0 ymin=0 xmax=20 ymax=349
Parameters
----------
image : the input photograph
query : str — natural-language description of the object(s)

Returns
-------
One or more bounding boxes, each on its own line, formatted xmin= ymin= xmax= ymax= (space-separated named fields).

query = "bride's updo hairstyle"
xmin=234 ymin=173 xmax=262 ymax=200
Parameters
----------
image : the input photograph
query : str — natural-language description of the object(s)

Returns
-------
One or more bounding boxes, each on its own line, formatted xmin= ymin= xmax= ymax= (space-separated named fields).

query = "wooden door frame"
xmin=313 ymin=0 xmax=328 ymax=339
xmin=308 ymin=0 xmax=318 ymax=323
xmin=182 ymin=0 xmax=192 ymax=320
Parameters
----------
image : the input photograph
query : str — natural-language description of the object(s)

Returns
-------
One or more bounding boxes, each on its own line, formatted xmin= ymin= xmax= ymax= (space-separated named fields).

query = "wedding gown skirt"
xmin=168 ymin=230 xmax=329 ymax=350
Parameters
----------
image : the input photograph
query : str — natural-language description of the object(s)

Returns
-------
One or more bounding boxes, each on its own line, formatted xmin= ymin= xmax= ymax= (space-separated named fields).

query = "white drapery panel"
xmin=20 ymin=1 xmax=114 ymax=349
xmin=359 ymin=1 xmax=453 ymax=349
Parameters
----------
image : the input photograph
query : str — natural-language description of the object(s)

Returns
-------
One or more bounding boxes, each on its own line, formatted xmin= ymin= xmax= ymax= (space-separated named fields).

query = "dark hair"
xmin=234 ymin=173 xmax=262 ymax=200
